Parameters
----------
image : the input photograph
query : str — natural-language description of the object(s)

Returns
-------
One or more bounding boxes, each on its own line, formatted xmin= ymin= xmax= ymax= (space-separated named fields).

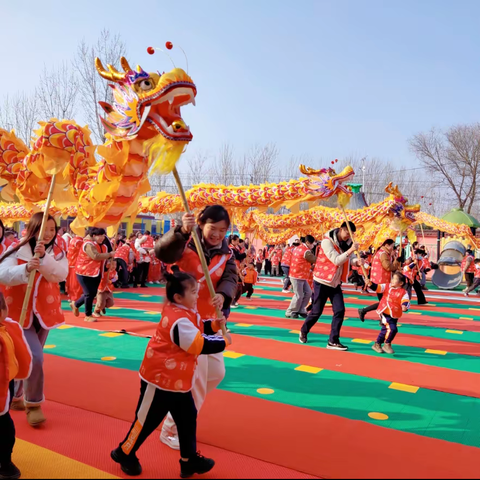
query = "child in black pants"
xmin=111 ymin=272 xmax=231 ymax=478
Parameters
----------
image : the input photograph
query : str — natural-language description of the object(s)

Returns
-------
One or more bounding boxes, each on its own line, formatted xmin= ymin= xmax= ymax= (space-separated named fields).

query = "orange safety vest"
xmin=0 ymin=318 xmax=32 ymax=415
xmin=175 ymin=247 xmax=230 ymax=318
xmin=75 ymin=240 xmax=107 ymax=277
xmin=376 ymin=285 xmax=408 ymax=319
xmin=5 ymin=244 xmax=65 ymax=330
xmin=139 ymin=302 xmax=202 ymax=393
xmin=289 ymin=244 xmax=311 ymax=280
xmin=370 ymin=248 xmax=393 ymax=284
xmin=313 ymin=238 xmax=349 ymax=284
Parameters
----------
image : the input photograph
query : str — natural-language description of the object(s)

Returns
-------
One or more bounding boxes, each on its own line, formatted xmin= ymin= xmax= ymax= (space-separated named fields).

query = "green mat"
xmin=44 ymin=325 xmax=480 ymax=449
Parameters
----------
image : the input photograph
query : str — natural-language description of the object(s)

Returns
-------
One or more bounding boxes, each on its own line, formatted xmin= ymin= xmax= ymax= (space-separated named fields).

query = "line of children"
xmin=111 ymin=272 xmax=231 ymax=478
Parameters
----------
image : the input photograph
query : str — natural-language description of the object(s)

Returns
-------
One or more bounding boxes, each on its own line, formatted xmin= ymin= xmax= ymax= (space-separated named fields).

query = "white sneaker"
xmin=160 ymin=431 xmax=180 ymax=450
xmin=282 ymin=289 xmax=290 ymax=293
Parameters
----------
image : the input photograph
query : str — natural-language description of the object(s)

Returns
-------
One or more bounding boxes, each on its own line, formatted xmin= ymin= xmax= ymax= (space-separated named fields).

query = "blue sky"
xmin=2 ymin=0 xmax=480 ymax=169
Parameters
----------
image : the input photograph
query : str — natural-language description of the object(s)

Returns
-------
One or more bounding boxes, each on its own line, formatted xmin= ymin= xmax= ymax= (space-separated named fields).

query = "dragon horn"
xmin=299 ymin=165 xmax=322 ymax=175
xmin=120 ymin=57 xmax=133 ymax=73
xmin=95 ymin=58 xmax=126 ymax=82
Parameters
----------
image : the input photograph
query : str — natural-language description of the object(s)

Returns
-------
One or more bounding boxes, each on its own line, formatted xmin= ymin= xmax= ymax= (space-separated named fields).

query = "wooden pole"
xmin=339 ymin=206 xmax=369 ymax=279
xmin=172 ymin=167 xmax=227 ymax=336
xmin=420 ymin=223 xmax=426 ymax=243
xmin=19 ymin=174 xmax=57 ymax=327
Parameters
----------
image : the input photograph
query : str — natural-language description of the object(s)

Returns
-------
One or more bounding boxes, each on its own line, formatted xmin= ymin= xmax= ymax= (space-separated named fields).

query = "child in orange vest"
xmin=369 ymin=272 xmax=410 ymax=354
xmin=270 ymin=246 xmax=282 ymax=277
xmin=111 ymin=272 xmax=231 ymax=478
xmin=0 ymin=292 xmax=33 ymax=479
xmin=234 ymin=263 xmax=258 ymax=303
xmin=0 ymin=213 xmax=67 ymax=427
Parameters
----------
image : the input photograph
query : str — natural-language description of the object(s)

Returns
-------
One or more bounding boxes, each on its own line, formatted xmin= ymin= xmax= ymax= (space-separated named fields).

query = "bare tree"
xmin=73 ymin=29 xmax=127 ymax=144
xmin=409 ymin=124 xmax=480 ymax=213
xmin=210 ymin=143 xmax=235 ymax=185
xmin=186 ymin=150 xmax=210 ymax=185
xmin=37 ymin=62 xmax=78 ymax=120
xmin=0 ymin=93 xmax=40 ymax=145
xmin=246 ymin=143 xmax=278 ymax=184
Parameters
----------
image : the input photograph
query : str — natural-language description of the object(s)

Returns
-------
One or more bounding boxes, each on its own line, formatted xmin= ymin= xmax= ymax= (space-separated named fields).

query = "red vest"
xmin=281 ymin=247 xmax=293 ymax=267
xmin=403 ymin=263 xmax=417 ymax=283
xmin=75 ymin=240 xmax=107 ymax=277
xmin=313 ymin=238 xmax=348 ymax=284
xmin=139 ymin=302 xmax=201 ymax=393
xmin=462 ymin=255 xmax=476 ymax=273
xmin=5 ymin=245 xmax=65 ymax=330
xmin=270 ymin=249 xmax=282 ymax=266
xmin=175 ymin=247 xmax=229 ymax=318
xmin=114 ymin=244 xmax=131 ymax=264
xmin=376 ymin=285 xmax=408 ymax=319
xmin=99 ymin=263 xmax=116 ymax=292
xmin=0 ymin=318 xmax=32 ymax=415
xmin=67 ymin=236 xmax=83 ymax=268
xmin=475 ymin=266 xmax=480 ymax=279
xmin=255 ymin=250 xmax=264 ymax=263
xmin=290 ymin=245 xmax=311 ymax=280
xmin=370 ymin=248 xmax=393 ymax=284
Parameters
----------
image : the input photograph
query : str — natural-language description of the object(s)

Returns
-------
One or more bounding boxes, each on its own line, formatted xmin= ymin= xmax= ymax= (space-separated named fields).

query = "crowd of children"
xmin=0 ymin=210 xmax=477 ymax=479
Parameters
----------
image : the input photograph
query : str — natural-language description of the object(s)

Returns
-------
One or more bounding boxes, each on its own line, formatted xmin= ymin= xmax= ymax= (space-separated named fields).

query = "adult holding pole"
xmin=155 ymin=202 xmax=236 ymax=450
xmin=0 ymin=211 xmax=68 ymax=426
xmin=299 ymin=221 xmax=363 ymax=350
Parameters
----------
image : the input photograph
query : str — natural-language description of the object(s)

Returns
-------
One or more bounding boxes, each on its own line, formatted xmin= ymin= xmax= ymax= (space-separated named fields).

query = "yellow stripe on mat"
xmin=223 ymin=351 xmax=245 ymax=359
xmin=425 ymin=349 xmax=447 ymax=355
xmin=13 ymin=438 xmax=118 ymax=479
xmin=389 ymin=382 xmax=419 ymax=394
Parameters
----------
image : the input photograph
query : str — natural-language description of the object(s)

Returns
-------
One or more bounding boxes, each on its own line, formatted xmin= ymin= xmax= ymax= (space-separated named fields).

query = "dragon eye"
xmin=139 ymin=79 xmax=153 ymax=91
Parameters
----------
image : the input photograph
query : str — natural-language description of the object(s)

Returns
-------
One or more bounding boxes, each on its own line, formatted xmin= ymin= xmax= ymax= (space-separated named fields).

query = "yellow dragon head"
xmin=95 ymin=57 xmax=196 ymax=144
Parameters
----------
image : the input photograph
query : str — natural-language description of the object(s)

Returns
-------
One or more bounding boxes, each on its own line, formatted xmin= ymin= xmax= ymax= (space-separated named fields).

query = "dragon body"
xmin=0 ymin=57 xmax=196 ymax=234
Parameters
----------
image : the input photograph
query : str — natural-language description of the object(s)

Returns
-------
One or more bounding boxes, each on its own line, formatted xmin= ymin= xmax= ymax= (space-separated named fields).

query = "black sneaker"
xmin=358 ymin=308 xmax=366 ymax=322
xmin=0 ymin=461 xmax=21 ymax=480
xmin=299 ymin=332 xmax=308 ymax=344
xmin=111 ymin=448 xmax=142 ymax=476
xmin=140 ymin=284 xmax=148 ymax=288
xmin=180 ymin=453 xmax=215 ymax=478
xmin=291 ymin=313 xmax=299 ymax=319
xmin=298 ymin=313 xmax=308 ymax=319
xmin=327 ymin=342 xmax=348 ymax=351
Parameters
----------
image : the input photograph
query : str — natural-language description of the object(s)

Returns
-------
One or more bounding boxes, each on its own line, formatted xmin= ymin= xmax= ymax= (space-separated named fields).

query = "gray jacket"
xmin=314 ymin=228 xmax=359 ymax=288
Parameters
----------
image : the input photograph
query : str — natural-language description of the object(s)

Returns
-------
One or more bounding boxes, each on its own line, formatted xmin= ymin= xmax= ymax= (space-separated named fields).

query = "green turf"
xmin=44 ymin=325 xmax=480 ymax=449
xmin=228 ymin=324 xmax=480 ymax=374
xmin=62 ymin=296 xmax=480 ymax=345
